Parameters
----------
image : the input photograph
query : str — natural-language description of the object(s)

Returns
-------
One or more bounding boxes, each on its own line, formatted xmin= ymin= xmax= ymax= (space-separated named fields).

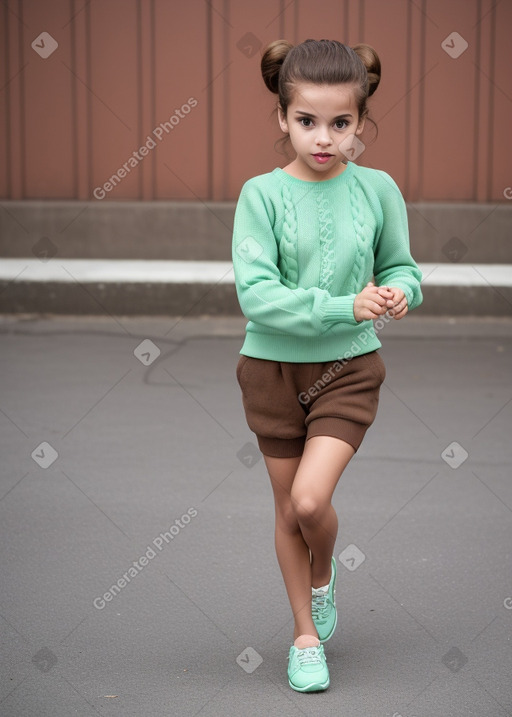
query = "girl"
xmin=232 ymin=38 xmax=422 ymax=693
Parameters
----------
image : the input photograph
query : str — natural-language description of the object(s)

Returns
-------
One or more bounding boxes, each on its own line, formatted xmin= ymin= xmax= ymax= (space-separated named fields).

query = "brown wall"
xmin=1 ymin=0 xmax=511 ymax=202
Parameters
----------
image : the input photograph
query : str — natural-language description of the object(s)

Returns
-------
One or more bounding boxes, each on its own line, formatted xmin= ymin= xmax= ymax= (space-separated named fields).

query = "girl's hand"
xmin=377 ymin=285 xmax=409 ymax=319
xmin=353 ymin=282 xmax=392 ymax=321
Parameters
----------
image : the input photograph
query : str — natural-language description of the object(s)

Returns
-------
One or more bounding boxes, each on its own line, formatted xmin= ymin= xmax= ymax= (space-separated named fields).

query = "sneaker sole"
xmin=288 ymin=678 xmax=330 ymax=692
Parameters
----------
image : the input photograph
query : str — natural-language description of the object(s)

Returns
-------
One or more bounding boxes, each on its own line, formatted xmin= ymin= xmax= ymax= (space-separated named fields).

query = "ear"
xmin=355 ymin=112 xmax=366 ymax=136
xmin=277 ymin=105 xmax=289 ymax=134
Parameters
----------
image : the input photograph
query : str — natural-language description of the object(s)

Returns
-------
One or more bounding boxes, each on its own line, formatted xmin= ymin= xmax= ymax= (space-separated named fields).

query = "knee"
xmin=275 ymin=499 xmax=300 ymax=534
xmin=291 ymin=491 xmax=328 ymax=527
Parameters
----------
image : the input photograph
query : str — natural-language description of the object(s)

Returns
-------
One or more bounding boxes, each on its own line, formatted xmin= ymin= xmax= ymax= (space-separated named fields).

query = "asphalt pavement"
xmin=1 ymin=314 xmax=511 ymax=717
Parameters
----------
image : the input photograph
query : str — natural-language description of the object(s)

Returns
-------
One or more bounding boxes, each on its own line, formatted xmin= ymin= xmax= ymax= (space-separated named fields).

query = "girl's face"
xmin=278 ymin=82 xmax=365 ymax=181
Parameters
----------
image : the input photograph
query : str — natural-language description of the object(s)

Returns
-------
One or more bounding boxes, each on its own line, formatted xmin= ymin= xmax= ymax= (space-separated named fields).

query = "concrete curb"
xmin=1 ymin=260 xmax=511 ymax=316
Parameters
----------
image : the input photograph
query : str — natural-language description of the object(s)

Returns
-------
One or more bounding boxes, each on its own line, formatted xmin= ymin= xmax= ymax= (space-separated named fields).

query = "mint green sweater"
xmin=232 ymin=162 xmax=423 ymax=362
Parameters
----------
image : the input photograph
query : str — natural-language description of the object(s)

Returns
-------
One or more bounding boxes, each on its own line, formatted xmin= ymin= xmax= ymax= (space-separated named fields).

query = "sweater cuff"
xmin=390 ymin=282 xmax=420 ymax=312
xmin=321 ymin=295 xmax=358 ymax=326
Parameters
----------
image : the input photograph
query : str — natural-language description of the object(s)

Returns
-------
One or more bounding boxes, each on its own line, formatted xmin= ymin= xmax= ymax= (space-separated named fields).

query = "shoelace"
xmin=311 ymin=592 xmax=331 ymax=623
xmin=295 ymin=647 xmax=322 ymax=666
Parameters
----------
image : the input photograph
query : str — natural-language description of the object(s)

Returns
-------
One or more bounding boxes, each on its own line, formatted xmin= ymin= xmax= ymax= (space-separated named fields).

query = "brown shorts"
xmin=236 ymin=351 xmax=386 ymax=458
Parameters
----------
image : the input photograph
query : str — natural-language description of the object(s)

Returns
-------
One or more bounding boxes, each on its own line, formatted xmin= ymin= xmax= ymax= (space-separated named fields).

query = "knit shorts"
xmin=236 ymin=350 xmax=386 ymax=458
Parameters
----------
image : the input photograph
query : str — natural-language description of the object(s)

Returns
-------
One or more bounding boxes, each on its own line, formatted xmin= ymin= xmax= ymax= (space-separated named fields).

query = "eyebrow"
xmin=294 ymin=110 xmax=353 ymax=119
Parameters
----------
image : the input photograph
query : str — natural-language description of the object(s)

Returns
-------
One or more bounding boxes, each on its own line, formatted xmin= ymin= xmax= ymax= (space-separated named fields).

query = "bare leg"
xmin=291 ymin=436 xmax=354 ymax=588
xmin=264 ymin=453 xmax=316 ymax=641
xmin=264 ymin=435 xmax=355 ymax=642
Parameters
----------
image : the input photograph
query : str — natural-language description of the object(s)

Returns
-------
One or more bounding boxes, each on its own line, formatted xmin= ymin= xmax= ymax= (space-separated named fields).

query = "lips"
xmin=312 ymin=152 xmax=334 ymax=164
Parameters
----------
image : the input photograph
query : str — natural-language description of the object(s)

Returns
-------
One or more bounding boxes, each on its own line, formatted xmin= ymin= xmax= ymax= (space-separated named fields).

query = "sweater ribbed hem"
xmin=240 ymin=324 xmax=382 ymax=363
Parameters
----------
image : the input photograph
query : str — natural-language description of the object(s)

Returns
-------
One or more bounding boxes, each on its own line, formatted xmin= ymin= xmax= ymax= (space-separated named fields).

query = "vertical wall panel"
xmin=5 ymin=0 xmax=25 ymax=199
xmin=405 ymin=0 xmax=427 ymax=200
xmin=284 ymin=0 xmax=299 ymax=45
xmin=422 ymin=0 xmax=479 ymax=200
xmin=490 ymin=0 xmax=512 ymax=202
xmin=70 ymin=0 xmax=92 ymax=199
xmin=0 ymin=2 xmax=10 ymax=198
xmin=357 ymin=0 xmax=410 ymax=194
xmin=23 ymin=0 xmax=75 ymax=198
xmin=226 ymin=0 xmax=285 ymax=197
xmin=210 ymin=0 xmax=231 ymax=201
xmin=153 ymin=0 xmax=208 ymax=200
xmin=295 ymin=0 xmax=346 ymax=41
xmin=89 ymin=0 xmax=139 ymax=200
xmin=138 ymin=0 xmax=156 ymax=200
xmin=473 ymin=0 xmax=488 ymax=200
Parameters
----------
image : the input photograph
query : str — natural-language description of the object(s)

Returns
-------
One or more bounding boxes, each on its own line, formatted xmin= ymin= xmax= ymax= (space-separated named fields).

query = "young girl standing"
xmin=232 ymin=38 xmax=423 ymax=692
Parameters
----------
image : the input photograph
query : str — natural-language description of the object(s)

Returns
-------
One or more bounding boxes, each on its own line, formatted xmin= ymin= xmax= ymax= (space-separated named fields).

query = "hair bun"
xmin=261 ymin=39 xmax=294 ymax=94
xmin=352 ymin=43 xmax=381 ymax=96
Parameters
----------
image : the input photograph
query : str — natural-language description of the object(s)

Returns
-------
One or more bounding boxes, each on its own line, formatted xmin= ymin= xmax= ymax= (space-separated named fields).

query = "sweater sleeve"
xmin=372 ymin=172 xmax=423 ymax=311
xmin=232 ymin=180 xmax=359 ymax=335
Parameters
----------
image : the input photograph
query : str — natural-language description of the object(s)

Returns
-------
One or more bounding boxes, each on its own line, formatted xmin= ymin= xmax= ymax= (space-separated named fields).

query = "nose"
xmin=315 ymin=125 xmax=333 ymax=147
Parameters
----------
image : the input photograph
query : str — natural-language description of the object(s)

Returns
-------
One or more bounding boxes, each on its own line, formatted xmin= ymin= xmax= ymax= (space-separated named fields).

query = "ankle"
xmin=311 ymin=555 xmax=334 ymax=589
xmin=312 ymin=568 xmax=332 ymax=591
xmin=294 ymin=634 xmax=320 ymax=649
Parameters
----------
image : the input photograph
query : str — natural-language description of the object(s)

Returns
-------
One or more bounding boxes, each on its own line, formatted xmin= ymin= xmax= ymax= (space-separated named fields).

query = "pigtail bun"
xmin=261 ymin=39 xmax=294 ymax=94
xmin=352 ymin=43 xmax=381 ymax=96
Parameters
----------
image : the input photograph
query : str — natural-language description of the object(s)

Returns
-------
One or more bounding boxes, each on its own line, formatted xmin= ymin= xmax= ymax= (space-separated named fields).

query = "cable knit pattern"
xmin=348 ymin=178 xmax=367 ymax=293
xmin=231 ymin=163 xmax=423 ymax=363
xmin=317 ymin=193 xmax=335 ymax=292
xmin=278 ymin=184 xmax=299 ymax=288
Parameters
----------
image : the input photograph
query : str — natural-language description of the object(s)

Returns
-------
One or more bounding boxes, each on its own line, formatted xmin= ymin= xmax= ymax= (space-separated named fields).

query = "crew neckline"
xmin=273 ymin=161 xmax=354 ymax=186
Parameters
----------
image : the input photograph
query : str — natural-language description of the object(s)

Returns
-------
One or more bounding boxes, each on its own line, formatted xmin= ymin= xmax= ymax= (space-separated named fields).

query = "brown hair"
xmin=261 ymin=38 xmax=381 ymax=122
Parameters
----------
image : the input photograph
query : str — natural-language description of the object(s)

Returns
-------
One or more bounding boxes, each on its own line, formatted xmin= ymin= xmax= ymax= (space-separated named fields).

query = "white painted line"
xmin=0 ymin=259 xmax=234 ymax=283
xmin=0 ymin=259 xmax=511 ymax=287
xmin=419 ymin=263 xmax=512 ymax=287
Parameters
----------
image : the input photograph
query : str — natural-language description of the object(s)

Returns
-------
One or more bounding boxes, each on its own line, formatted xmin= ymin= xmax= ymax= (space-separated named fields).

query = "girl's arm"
xmin=232 ymin=182 xmax=360 ymax=335
xmin=372 ymin=172 xmax=423 ymax=312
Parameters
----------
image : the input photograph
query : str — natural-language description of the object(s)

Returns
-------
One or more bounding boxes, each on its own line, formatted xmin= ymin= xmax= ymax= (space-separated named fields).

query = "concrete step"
xmin=1 ymin=201 xmax=511 ymax=263
xmin=0 ymin=259 xmax=511 ymax=317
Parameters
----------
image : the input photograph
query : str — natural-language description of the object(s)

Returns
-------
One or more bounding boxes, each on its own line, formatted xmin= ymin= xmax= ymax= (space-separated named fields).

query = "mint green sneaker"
xmin=312 ymin=556 xmax=337 ymax=642
xmin=287 ymin=644 xmax=330 ymax=692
